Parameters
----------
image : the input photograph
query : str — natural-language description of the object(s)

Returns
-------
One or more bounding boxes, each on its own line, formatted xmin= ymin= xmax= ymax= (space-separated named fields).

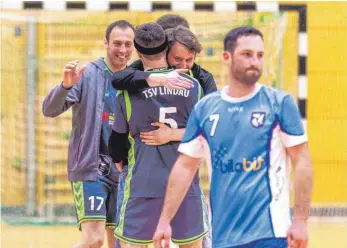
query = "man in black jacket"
xmin=111 ymin=17 xmax=217 ymax=146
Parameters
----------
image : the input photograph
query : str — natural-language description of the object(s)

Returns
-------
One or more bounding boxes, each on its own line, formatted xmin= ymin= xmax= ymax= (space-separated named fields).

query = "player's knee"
xmin=87 ymin=236 xmax=104 ymax=248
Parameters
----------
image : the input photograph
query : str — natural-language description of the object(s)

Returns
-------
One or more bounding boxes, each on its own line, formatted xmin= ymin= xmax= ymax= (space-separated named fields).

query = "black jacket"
xmin=111 ymin=59 xmax=217 ymax=95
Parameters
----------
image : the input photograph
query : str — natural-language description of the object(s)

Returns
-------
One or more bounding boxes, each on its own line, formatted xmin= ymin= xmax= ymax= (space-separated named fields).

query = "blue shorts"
xmin=234 ymin=238 xmax=287 ymax=248
xmin=71 ymin=174 xmax=118 ymax=230
xmin=115 ymin=193 xmax=208 ymax=245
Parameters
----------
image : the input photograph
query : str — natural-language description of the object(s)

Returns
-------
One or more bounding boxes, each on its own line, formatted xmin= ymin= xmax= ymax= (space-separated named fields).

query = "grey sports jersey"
xmin=112 ymin=68 xmax=203 ymax=197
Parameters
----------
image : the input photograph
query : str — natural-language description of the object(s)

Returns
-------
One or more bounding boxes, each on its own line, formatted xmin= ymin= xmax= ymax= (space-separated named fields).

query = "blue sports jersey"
xmin=178 ymin=83 xmax=307 ymax=248
xmin=101 ymin=59 xmax=117 ymax=146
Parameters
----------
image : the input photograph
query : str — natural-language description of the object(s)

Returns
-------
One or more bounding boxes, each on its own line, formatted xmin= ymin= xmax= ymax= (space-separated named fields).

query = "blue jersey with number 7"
xmin=112 ymin=68 xmax=203 ymax=198
xmin=178 ymin=83 xmax=308 ymax=248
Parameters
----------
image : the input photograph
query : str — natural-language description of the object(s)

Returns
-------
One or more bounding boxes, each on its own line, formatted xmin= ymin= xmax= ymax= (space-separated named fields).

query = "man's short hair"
xmin=156 ymin=14 xmax=190 ymax=30
xmin=224 ymin=26 xmax=263 ymax=53
xmin=135 ymin=22 xmax=166 ymax=49
xmin=134 ymin=22 xmax=167 ymax=60
xmin=165 ymin=26 xmax=202 ymax=54
xmin=105 ymin=20 xmax=135 ymax=42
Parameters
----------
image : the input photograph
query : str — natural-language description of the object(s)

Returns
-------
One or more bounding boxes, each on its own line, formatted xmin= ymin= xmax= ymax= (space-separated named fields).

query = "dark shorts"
xmin=71 ymin=174 xmax=118 ymax=230
xmin=115 ymin=168 xmax=127 ymax=227
xmin=235 ymin=238 xmax=287 ymax=248
xmin=115 ymin=196 xmax=208 ymax=245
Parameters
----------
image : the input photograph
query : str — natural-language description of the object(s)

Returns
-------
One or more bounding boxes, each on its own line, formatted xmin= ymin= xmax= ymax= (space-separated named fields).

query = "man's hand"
xmin=287 ymin=219 xmax=309 ymax=248
xmin=63 ymin=60 xmax=87 ymax=89
xmin=147 ymin=69 xmax=194 ymax=90
xmin=153 ymin=219 xmax=172 ymax=248
xmin=140 ymin=122 xmax=172 ymax=145
xmin=115 ymin=161 xmax=123 ymax=172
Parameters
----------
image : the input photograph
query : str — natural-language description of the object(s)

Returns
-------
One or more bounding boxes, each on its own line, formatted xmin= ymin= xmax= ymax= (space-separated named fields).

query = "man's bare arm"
xmin=140 ymin=123 xmax=185 ymax=145
xmin=146 ymin=69 xmax=194 ymax=90
xmin=169 ymin=128 xmax=185 ymax=142
xmin=287 ymin=142 xmax=313 ymax=220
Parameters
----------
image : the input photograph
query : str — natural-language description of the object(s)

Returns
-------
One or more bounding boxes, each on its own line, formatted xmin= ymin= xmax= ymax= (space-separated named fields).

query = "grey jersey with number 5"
xmin=112 ymin=68 xmax=203 ymax=198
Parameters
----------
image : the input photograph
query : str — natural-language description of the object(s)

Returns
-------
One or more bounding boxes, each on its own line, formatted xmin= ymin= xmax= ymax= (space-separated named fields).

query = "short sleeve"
xmin=112 ymin=93 xmax=129 ymax=134
xmin=178 ymin=107 xmax=205 ymax=158
xmin=279 ymin=95 xmax=308 ymax=147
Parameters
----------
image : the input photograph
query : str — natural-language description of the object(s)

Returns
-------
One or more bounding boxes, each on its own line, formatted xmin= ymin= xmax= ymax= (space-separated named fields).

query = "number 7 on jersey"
xmin=209 ymin=114 xmax=220 ymax=136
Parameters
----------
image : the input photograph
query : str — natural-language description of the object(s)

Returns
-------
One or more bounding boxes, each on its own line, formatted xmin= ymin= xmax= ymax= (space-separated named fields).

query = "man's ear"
xmin=223 ymin=51 xmax=232 ymax=65
xmin=104 ymin=38 xmax=108 ymax=49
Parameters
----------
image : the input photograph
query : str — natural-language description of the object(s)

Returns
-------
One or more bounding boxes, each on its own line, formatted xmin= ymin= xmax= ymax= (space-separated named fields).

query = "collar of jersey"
xmin=145 ymin=67 xmax=174 ymax=73
xmin=103 ymin=58 xmax=115 ymax=73
xmin=221 ymin=83 xmax=262 ymax=103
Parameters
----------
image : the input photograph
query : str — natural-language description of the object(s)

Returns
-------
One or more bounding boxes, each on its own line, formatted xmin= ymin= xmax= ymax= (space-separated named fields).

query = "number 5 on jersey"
xmin=209 ymin=114 xmax=220 ymax=136
xmin=159 ymin=107 xmax=178 ymax=128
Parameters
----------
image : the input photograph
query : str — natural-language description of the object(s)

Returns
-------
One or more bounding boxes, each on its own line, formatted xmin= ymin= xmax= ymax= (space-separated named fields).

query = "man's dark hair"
xmin=135 ymin=22 xmax=166 ymax=49
xmin=165 ymin=26 xmax=202 ymax=54
xmin=105 ymin=20 xmax=135 ymax=41
xmin=134 ymin=22 xmax=167 ymax=61
xmin=224 ymin=26 xmax=263 ymax=52
xmin=156 ymin=14 xmax=190 ymax=30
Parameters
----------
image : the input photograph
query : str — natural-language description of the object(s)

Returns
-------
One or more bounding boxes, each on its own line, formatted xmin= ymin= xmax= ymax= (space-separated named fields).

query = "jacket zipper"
xmin=95 ymin=72 xmax=108 ymax=163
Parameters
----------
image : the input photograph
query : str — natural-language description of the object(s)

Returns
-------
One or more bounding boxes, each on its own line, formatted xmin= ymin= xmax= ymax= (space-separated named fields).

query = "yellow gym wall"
xmin=1 ymin=19 xmax=28 ymax=206
xmin=282 ymin=1 xmax=347 ymax=206
xmin=306 ymin=1 xmax=347 ymax=205
xmin=282 ymin=12 xmax=298 ymax=99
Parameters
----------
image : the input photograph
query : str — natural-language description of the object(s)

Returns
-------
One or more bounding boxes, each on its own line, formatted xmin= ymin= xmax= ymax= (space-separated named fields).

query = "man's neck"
xmin=104 ymin=57 xmax=125 ymax=72
xmin=143 ymin=58 xmax=168 ymax=71
xmin=227 ymin=77 xmax=257 ymax=98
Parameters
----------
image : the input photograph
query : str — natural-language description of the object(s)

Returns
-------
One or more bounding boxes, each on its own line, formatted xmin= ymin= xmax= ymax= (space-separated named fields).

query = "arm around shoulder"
xmin=111 ymin=68 xmax=150 ymax=92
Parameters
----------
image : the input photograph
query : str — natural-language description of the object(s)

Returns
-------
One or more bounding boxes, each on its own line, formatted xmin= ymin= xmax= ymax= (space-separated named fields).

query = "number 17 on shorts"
xmin=72 ymin=181 xmax=108 ymax=229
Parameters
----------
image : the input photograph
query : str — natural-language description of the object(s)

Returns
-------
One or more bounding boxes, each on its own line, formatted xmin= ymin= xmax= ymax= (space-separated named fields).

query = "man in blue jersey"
xmin=109 ymin=22 xmax=207 ymax=248
xmin=153 ymin=26 xmax=313 ymax=248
